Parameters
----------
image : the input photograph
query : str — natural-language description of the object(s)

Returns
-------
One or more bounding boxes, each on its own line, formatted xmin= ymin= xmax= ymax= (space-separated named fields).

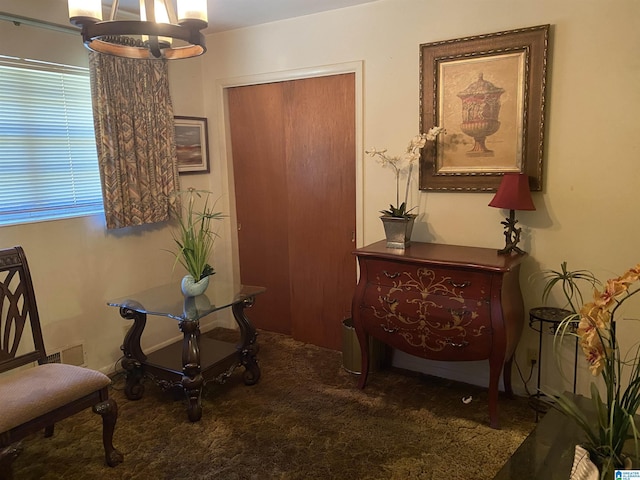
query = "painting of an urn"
xmin=457 ymin=73 xmax=504 ymax=155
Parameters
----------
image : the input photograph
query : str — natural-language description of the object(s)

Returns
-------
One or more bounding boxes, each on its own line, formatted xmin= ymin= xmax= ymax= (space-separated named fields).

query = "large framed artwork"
xmin=419 ymin=25 xmax=549 ymax=192
xmin=174 ymin=116 xmax=210 ymax=174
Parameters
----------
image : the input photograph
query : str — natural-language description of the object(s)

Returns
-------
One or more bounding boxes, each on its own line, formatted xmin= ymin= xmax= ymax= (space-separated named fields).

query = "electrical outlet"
xmin=527 ymin=348 xmax=538 ymax=365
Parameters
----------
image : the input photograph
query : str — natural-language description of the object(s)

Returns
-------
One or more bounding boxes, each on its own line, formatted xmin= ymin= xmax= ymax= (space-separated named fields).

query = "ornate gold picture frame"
xmin=419 ymin=25 xmax=549 ymax=192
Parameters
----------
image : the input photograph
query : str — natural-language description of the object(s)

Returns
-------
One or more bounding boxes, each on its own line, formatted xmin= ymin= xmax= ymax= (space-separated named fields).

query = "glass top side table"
xmin=107 ymin=283 xmax=266 ymax=421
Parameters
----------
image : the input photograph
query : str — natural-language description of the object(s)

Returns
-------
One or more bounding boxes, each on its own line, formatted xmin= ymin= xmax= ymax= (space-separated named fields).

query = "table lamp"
xmin=488 ymin=173 xmax=535 ymax=255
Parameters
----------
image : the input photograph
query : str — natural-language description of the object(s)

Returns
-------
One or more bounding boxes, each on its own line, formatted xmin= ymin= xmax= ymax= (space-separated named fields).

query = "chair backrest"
xmin=0 ymin=246 xmax=47 ymax=374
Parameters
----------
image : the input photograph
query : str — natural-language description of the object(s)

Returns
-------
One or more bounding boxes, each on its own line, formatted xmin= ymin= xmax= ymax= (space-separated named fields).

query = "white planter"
xmin=180 ymin=274 xmax=209 ymax=297
xmin=183 ymin=293 xmax=212 ymax=319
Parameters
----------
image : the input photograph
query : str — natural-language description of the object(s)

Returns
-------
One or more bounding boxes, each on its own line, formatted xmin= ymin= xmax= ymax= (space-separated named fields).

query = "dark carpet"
xmin=11 ymin=330 xmax=535 ymax=479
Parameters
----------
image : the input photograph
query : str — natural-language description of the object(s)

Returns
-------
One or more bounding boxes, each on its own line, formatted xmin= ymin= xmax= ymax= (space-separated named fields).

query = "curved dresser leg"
xmin=503 ymin=357 xmax=515 ymax=399
xmin=355 ymin=331 xmax=370 ymax=389
xmin=488 ymin=353 xmax=504 ymax=430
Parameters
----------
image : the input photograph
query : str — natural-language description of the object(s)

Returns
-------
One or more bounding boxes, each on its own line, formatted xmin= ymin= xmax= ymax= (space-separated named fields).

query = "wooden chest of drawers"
xmin=352 ymin=240 xmax=526 ymax=429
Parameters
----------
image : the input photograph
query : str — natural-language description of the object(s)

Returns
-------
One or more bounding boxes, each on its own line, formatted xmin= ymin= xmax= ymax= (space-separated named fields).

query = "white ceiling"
xmin=115 ymin=0 xmax=379 ymax=34
xmin=204 ymin=0 xmax=379 ymax=33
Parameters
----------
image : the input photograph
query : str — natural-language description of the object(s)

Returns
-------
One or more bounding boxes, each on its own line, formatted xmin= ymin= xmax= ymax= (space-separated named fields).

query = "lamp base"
xmin=497 ymin=209 xmax=526 ymax=256
xmin=497 ymin=243 xmax=526 ymax=256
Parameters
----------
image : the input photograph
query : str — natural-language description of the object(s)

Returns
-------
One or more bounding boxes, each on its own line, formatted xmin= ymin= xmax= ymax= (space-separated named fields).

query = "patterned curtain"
xmin=89 ymin=52 xmax=179 ymax=229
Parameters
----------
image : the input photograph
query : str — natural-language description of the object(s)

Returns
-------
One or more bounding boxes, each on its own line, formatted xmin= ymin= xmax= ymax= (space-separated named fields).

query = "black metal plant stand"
xmin=528 ymin=306 xmax=578 ymax=421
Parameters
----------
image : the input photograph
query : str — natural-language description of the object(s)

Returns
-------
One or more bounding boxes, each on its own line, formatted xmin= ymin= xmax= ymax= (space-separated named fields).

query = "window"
xmin=0 ymin=56 xmax=103 ymax=226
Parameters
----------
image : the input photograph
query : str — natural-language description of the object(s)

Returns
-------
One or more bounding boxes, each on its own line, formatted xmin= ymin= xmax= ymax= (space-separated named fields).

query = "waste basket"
xmin=341 ymin=317 xmax=384 ymax=374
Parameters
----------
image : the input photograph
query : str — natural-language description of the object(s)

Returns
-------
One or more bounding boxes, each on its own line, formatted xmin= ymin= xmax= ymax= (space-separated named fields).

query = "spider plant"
xmin=169 ymin=188 xmax=224 ymax=281
xmin=534 ymin=261 xmax=601 ymax=313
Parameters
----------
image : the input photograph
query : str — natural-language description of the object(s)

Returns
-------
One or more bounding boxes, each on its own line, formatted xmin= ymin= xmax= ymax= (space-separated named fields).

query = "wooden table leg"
xmin=180 ymin=319 xmax=203 ymax=422
xmin=119 ymin=307 xmax=147 ymax=400
xmin=232 ymin=297 xmax=261 ymax=385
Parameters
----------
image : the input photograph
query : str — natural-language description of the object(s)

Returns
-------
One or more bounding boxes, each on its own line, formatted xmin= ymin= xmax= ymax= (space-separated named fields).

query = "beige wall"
xmin=202 ymin=0 xmax=640 ymax=396
xmin=1 ymin=0 xmax=639 ymax=397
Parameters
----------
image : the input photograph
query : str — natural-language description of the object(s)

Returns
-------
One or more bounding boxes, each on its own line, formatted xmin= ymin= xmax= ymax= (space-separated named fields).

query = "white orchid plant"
xmin=366 ymin=126 xmax=444 ymax=218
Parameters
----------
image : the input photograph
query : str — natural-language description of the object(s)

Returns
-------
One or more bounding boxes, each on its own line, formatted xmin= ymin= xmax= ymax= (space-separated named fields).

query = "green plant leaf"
xmin=167 ymin=189 xmax=225 ymax=280
xmin=379 ymin=202 xmax=416 ymax=218
xmin=530 ymin=261 xmax=601 ymax=313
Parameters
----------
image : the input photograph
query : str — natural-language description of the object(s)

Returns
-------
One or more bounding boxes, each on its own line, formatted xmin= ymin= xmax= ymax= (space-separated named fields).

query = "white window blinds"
xmin=0 ymin=56 xmax=103 ymax=226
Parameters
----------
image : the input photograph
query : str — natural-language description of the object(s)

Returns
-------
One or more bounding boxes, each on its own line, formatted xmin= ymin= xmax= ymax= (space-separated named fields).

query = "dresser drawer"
xmin=358 ymin=306 xmax=492 ymax=361
xmin=363 ymin=258 xmax=491 ymax=300
xmin=358 ymin=280 xmax=492 ymax=324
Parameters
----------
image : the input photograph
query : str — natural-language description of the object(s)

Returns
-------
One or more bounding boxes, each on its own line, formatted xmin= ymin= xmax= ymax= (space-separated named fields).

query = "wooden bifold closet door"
xmin=228 ymin=73 xmax=356 ymax=350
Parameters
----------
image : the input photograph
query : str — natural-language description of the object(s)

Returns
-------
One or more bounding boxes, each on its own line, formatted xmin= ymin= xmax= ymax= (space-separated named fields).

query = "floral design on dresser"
xmin=366 ymin=266 xmax=491 ymax=353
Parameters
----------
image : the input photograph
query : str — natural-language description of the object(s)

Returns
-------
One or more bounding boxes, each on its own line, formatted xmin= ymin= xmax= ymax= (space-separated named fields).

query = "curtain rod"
xmin=0 ymin=11 xmax=80 ymax=35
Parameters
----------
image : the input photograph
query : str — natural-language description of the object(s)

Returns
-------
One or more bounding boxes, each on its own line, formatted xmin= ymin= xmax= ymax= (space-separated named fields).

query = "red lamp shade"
xmin=488 ymin=173 xmax=535 ymax=211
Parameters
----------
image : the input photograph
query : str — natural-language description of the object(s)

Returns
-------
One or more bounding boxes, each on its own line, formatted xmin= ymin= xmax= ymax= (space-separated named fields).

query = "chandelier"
xmin=68 ymin=0 xmax=208 ymax=60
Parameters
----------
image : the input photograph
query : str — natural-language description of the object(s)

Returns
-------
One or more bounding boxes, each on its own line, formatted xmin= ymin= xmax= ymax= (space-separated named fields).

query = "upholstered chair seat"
xmin=0 ymin=364 xmax=112 ymax=433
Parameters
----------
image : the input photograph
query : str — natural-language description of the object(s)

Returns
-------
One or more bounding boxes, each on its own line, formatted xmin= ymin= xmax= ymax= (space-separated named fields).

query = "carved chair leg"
xmin=92 ymin=398 xmax=124 ymax=467
xmin=0 ymin=444 xmax=22 ymax=480
xmin=44 ymin=425 xmax=54 ymax=438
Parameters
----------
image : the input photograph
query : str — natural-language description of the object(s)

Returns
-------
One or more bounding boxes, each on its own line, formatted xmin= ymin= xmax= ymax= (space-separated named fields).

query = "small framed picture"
xmin=174 ymin=116 xmax=209 ymax=174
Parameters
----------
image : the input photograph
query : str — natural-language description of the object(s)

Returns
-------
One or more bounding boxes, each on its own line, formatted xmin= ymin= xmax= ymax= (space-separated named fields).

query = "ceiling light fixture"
xmin=68 ymin=0 xmax=208 ymax=60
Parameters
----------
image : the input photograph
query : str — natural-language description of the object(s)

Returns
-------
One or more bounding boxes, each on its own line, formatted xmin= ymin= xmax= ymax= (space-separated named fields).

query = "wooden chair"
xmin=0 ymin=246 xmax=123 ymax=479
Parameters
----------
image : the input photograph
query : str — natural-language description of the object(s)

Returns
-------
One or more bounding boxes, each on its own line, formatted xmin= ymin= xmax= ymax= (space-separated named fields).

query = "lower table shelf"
xmin=144 ymin=336 xmax=244 ymax=381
